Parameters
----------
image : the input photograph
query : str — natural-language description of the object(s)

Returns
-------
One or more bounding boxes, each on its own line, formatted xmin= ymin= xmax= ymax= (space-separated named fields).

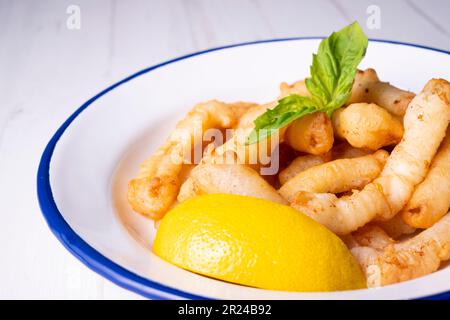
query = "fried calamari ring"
xmin=348 ymin=68 xmax=415 ymax=116
xmin=290 ymin=79 xmax=450 ymax=234
xmin=210 ymin=102 xmax=282 ymax=167
xmin=352 ymin=225 xmax=395 ymax=251
xmin=278 ymin=69 xmax=415 ymax=117
xmin=278 ymin=153 xmax=332 ymax=185
xmin=128 ymin=100 xmax=249 ymax=219
xmin=401 ymin=129 xmax=450 ymax=228
xmin=332 ymin=103 xmax=404 ymax=150
xmin=279 ymin=150 xmax=388 ymax=202
xmin=177 ymin=163 xmax=287 ymax=205
xmin=331 ymin=142 xmax=372 ymax=160
xmin=376 ymin=214 xmax=416 ymax=239
xmin=285 ymin=112 xmax=334 ymax=155
xmin=351 ymin=213 xmax=450 ymax=287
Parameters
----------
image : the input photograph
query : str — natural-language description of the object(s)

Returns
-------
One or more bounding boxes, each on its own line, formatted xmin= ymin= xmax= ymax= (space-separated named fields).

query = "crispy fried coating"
xmin=351 ymin=213 xmax=450 ymax=287
xmin=279 ymin=80 xmax=310 ymax=98
xmin=128 ymin=143 xmax=183 ymax=219
xmin=292 ymin=183 xmax=391 ymax=235
xmin=177 ymin=163 xmax=287 ymax=205
xmin=348 ymin=68 xmax=415 ymax=116
xmin=128 ymin=100 xmax=243 ymax=219
xmin=376 ymin=214 xmax=416 ymax=239
xmin=280 ymin=150 xmax=388 ymax=202
xmin=235 ymin=103 xmax=274 ymax=129
xmin=332 ymin=103 xmax=404 ymax=150
xmin=280 ymin=81 xmax=334 ymax=155
xmin=228 ymin=102 xmax=258 ymax=119
xmin=231 ymin=84 xmax=333 ymax=158
xmin=285 ymin=112 xmax=334 ymax=155
xmin=290 ymin=79 xmax=450 ymax=234
xmin=278 ymin=153 xmax=332 ymax=185
xmin=331 ymin=142 xmax=373 ymax=160
xmin=352 ymin=225 xmax=395 ymax=251
xmin=401 ymin=129 xmax=450 ymax=228
xmin=210 ymin=102 xmax=285 ymax=170
xmin=379 ymin=79 xmax=450 ymax=214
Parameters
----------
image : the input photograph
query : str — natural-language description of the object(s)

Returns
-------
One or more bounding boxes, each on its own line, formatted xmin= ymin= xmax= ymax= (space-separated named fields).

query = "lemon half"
xmin=153 ymin=194 xmax=366 ymax=292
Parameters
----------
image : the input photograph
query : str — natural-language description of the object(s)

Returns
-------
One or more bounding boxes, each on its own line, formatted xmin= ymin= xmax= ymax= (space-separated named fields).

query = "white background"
xmin=0 ymin=0 xmax=449 ymax=299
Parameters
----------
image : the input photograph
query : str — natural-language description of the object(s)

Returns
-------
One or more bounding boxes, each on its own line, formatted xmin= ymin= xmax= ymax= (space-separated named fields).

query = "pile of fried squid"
xmin=128 ymin=69 xmax=450 ymax=288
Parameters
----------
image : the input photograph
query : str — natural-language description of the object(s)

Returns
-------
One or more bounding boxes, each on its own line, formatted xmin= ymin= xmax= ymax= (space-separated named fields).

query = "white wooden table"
xmin=0 ymin=0 xmax=448 ymax=299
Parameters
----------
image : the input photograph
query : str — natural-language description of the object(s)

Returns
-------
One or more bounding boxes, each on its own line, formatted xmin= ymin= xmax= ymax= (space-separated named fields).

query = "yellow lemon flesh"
xmin=153 ymin=194 xmax=366 ymax=292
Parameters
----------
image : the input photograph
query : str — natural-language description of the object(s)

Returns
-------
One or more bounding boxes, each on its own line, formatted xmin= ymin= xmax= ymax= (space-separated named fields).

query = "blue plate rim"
xmin=37 ymin=37 xmax=450 ymax=300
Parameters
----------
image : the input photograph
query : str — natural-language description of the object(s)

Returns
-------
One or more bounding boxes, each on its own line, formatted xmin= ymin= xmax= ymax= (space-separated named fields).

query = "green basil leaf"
xmin=247 ymin=21 xmax=368 ymax=144
xmin=246 ymin=95 xmax=318 ymax=144
xmin=306 ymin=21 xmax=368 ymax=113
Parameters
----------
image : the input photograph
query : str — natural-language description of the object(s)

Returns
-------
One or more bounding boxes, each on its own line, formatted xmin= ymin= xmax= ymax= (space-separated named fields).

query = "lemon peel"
xmin=154 ymin=194 xmax=366 ymax=292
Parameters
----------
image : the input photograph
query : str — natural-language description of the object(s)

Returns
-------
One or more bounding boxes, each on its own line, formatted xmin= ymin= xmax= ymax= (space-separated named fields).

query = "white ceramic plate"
xmin=38 ymin=38 xmax=450 ymax=300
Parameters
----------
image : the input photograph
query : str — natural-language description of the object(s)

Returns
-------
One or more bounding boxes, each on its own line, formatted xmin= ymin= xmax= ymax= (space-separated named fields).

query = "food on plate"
xmin=351 ymin=213 xmax=450 ymax=287
xmin=211 ymin=102 xmax=281 ymax=167
xmin=284 ymin=112 xmax=334 ymax=155
xmin=128 ymin=100 xmax=246 ymax=219
xmin=290 ymin=79 xmax=450 ymax=235
xmin=332 ymin=102 xmax=403 ymax=150
xmin=247 ymin=23 xmax=368 ymax=145
xmin=127 ymin=142 xmax=183 ymax=220
xmin=351 ymin=225 xmax=395 ymax=250
xmin=401 ymin=130 xmax=450 ymax=228
xmin=277 ymin=142 xmax=374 ymax=187
xmin=125 ymin=22 xmax=450 ymax=291
xmin=154 ymin=194 xmax=366 ymax=292
xmin=379 ymin=79 xmax=449 ymax=213
xmin=177 ymin=163 xmax=287 ymax=204
xmin=279 ymin=80 xmax=310 ymax=98
xmin=376 ymin=213 xmax=416 ymax=239
xmin=278 ymin=153 xmax=332 ymax=185
xmin=279 ymin=69 xmax=416 ymax=118
xmin=279 ymin=150 xmax=388 ymax=202
xmin=331 ymin=142 xmax=373 ymax=159
xmin=348 ymin=68 xmax=415 ymax=116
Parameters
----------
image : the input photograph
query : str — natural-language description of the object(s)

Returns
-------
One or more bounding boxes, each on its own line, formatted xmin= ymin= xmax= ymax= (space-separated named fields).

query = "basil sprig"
xmin=247 ymin=22 xmax=368 ymax=144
